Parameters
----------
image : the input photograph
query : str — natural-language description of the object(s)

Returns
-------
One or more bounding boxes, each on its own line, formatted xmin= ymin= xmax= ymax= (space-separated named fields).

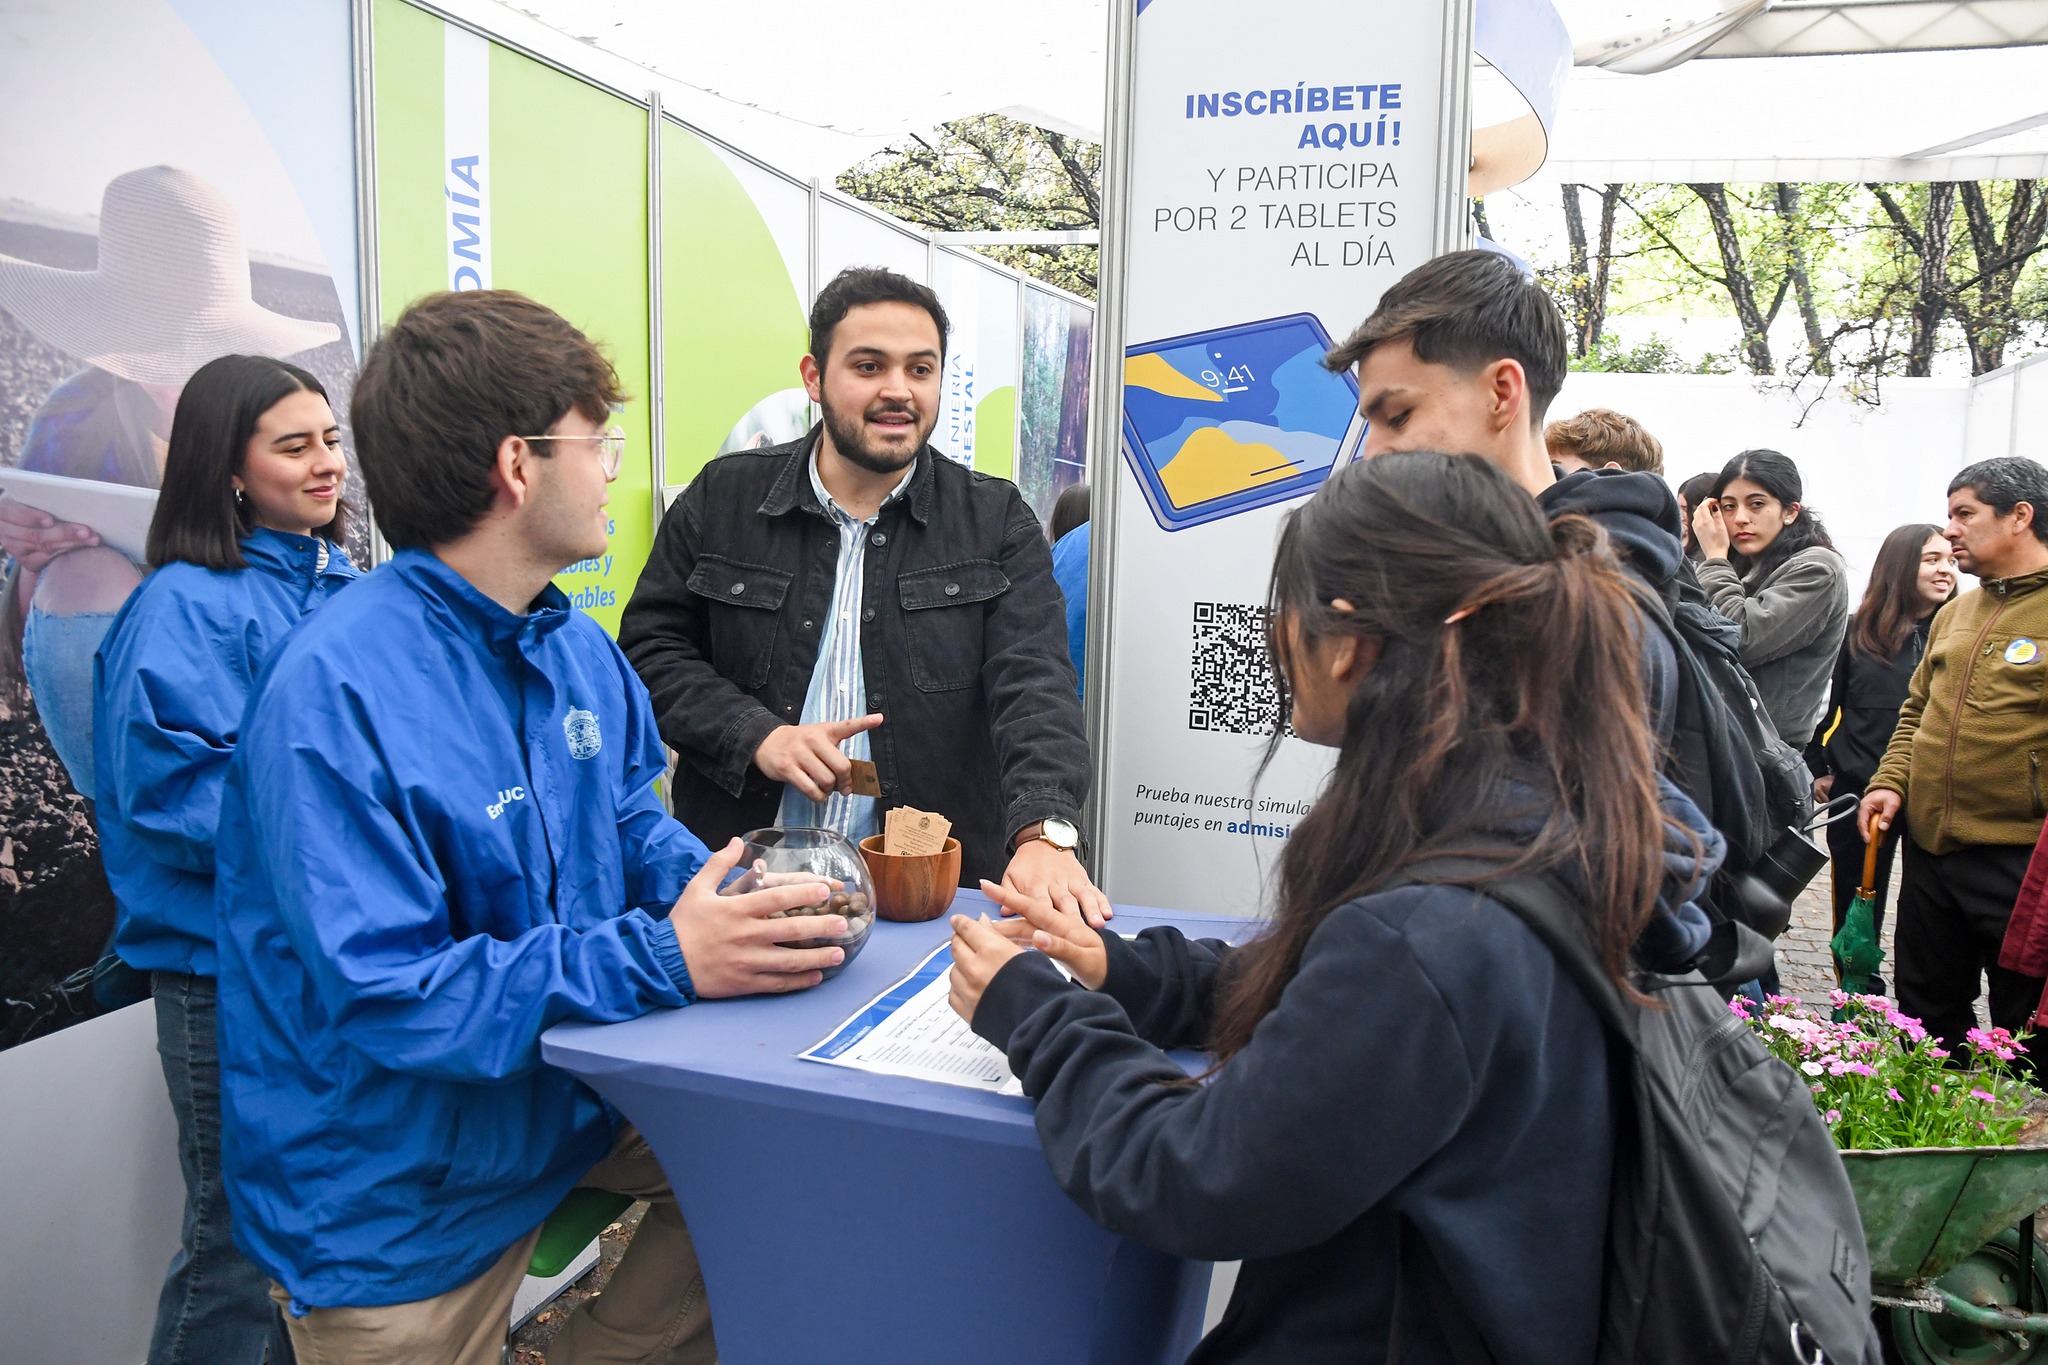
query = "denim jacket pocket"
xmin=686 ymin=555 xmax=792 ymax=690
xmin=899 ymin=559 xmax=1009 ymax=692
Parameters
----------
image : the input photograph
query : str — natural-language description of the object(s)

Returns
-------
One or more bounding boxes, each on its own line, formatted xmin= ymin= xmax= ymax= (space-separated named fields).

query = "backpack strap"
xmin=1387 ymin=857 xmax=1639 ymax=1045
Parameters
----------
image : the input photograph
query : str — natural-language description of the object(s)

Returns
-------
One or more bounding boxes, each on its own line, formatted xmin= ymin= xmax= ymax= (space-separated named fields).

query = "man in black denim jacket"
xmin=620 ymin=268 xmax=1106 ymax=920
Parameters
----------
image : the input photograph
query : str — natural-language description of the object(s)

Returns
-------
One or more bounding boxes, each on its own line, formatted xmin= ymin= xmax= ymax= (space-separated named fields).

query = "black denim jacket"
xmin=619 ymin=430 xmax=1088 ymax=885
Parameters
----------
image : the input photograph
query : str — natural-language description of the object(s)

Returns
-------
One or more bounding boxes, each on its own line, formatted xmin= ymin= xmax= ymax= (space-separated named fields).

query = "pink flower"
xmin=1824 ymin=1109 xmax=1841 ymax=1124
xmin=1888 ymin=1088 xmax=1904 ymax=1102
xmin=1972 ymin=1088 xmax=1996 ymax=1102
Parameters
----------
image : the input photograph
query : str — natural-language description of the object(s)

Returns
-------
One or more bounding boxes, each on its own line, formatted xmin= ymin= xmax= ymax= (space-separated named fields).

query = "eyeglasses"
xmin=521 ymin=426 xmax=626 ymax=481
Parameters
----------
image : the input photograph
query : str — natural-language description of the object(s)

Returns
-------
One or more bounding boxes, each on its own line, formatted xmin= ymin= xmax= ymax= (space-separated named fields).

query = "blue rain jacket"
xmin=213 ymin=550 xmax=709 ymax=1310
xmin=94 ymin=529 xmax=361 ymax=976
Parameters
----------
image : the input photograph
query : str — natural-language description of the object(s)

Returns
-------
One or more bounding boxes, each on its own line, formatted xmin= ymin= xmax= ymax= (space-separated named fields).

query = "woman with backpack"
xmin=94 ymin=354 xmax=360 ymax=1365
xmin=1811 ymin=524 xmax=1958 ymax=958
xmin=1691 ymin=449 xmax=1850 ymax=749
xmin=941 ymin=452 xmax=1736 ymax=1362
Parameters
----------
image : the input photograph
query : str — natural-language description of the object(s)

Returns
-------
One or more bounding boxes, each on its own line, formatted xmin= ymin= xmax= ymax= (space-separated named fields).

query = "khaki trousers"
xmin=270 ymin=1125 xmax=715 ymax=1365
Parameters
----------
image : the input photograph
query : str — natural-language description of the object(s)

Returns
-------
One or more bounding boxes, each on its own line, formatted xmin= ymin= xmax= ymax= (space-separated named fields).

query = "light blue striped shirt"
xmin=774 ymin=451 xmax=916 ymax=838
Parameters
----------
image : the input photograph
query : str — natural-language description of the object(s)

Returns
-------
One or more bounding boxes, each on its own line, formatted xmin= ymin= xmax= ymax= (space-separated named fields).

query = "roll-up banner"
xmin=0 ymin=0 xmax=361 ymax=1054
xmin=1088 ymin=0 xmax=1473 ymax=915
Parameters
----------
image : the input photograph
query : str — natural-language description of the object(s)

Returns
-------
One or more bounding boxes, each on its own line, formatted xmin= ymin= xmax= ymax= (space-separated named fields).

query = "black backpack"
xmin=1639 ymin=575 xmax=1814 ymax=885
xmin=1397 ymin=869 xmax=1879 ymax=1365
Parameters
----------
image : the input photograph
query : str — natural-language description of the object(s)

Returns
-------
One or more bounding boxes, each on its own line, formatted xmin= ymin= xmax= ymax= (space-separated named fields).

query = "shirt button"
xmin=801 ymin=619 xmax=814 ymax=632
xmin=870 ymin=532 xmax=887 ymax=547
xmin=729 ymin=583 xmax=745 ymax=596
xmin=944 ymin=582 xmax=961 ymax=597
xmin=783 ymin=704 xmax=795 ymax=715
xmin=862 ymin=607 xmax=876 ymax=623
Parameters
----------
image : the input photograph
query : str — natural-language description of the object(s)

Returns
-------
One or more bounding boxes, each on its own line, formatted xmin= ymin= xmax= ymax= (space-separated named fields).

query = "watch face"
xmin=1042 ymin=817 xmax=1080 ymax=850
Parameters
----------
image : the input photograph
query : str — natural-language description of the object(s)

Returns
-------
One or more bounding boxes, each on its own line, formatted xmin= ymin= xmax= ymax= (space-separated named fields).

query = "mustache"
xmin=865 ymin=403 xmax=920 ymax=422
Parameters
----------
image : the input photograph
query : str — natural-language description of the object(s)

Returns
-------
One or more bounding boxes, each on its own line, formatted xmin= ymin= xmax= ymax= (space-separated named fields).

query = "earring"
xmin=233 ymin=487 xmax=247 ymax=505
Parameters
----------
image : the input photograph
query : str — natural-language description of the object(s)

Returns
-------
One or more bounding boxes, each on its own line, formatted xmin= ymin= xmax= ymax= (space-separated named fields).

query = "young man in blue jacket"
xmin=212 ymin=291 xmax=851 ymax=1365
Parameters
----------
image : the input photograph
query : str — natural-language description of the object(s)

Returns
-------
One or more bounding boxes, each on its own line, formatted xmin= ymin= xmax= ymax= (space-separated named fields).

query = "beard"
xmin=821 ymin=396 xmax=930 ymax=474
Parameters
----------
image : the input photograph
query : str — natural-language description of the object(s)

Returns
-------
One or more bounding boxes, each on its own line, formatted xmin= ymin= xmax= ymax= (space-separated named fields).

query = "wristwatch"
xmin=1011 ymin=817 xmax=1081 ymax=855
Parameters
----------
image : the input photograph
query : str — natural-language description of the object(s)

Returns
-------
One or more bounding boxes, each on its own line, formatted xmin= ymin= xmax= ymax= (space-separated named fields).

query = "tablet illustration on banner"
xmin=1121 ymin=312 xmax=1364 ymax=532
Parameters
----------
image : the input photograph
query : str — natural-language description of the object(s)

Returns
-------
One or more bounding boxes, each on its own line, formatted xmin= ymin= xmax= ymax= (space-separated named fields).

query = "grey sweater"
xmin=1697 ymin=545 xmax=1850 ymax=746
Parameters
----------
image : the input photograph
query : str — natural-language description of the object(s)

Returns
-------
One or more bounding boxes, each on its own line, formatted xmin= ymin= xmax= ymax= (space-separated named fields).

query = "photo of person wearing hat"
xmin=0 ymin=165 xmax=341 ymax=796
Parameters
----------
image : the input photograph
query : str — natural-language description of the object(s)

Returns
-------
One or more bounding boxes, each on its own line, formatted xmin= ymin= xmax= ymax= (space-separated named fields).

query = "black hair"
xmin=147 ymin=354 xmax=347 ymax=570
xmin=808 ymin=267 xmax=950 ymax=370
xmin=1050 ymin=482 xmax=1090 ymax=543
xmin=1950 ymin=457 xmax=2048 ymax=544
xmin=1712 ymin=448 xmax=1835 ymax=576
xmin=1677 ymin=471 xmax=1718 ymax=561
xmin=351 ymin=290 xmax=623 ymax=550
xmin=1324 ymin=249 xmax=1569 ymax=426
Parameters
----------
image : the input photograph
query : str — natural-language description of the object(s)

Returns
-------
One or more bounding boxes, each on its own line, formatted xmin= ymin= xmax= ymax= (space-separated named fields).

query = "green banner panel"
xmin=660 ymin=127 xmax=810 ymax=485
xmin=371 ymin=0 xmax=652 ymax=634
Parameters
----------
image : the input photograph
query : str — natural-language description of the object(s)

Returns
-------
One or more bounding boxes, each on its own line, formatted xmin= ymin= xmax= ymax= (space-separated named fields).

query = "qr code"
xmin=1189 ymin=601 xmax=1282 ymax=736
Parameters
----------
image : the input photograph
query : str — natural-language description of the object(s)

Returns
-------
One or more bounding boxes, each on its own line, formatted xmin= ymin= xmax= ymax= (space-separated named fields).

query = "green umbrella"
xmin=1832 ymin=814 xmax=1888 ymax=999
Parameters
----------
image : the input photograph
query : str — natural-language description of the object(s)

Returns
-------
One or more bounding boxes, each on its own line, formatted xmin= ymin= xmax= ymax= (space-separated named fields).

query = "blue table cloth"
xmin=542 ymin=890 xmax=1256 ymax=1365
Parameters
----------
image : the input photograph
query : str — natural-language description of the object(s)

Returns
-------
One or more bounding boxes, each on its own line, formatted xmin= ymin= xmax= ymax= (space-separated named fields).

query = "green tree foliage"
xmin=837 ymin=114 xmax=1100 ymax=298
xmin=1546 ymin=180 xmax=2048 ymax=388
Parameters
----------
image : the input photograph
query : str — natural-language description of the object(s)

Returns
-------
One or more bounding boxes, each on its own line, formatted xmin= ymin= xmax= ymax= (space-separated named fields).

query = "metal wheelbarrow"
xmin=1845 ymin=1144 xmax=2048 ymax=1363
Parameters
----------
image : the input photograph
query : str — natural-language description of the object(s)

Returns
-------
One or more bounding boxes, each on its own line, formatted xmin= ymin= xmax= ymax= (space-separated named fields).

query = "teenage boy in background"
xmin=621 ymin=267 xmax=1106 ymax=923
xmin=1861 ymin=457 xmax=2048 ymax=1068
xmin=212 ymin=291 xmax=852 ymax=1365
xmin=1545 ymin=406 xmax=1666 ymax=476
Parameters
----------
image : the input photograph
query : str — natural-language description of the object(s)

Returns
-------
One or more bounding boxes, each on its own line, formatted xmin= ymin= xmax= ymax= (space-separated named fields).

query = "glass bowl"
xmin=720 ymin=826 xmax=875 ymax=978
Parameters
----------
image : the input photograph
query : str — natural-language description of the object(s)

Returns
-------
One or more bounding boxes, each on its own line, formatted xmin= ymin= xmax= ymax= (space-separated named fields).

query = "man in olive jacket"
xmin=1861 ymin=457 xmax=2048 ymax=1062
xmin=620 ymin=268 xmax=1107 ymax=922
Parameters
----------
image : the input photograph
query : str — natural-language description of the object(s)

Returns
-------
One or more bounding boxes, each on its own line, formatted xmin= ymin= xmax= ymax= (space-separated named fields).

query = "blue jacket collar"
xmin=392 ymin=549 xmax=576 ymax=651
xmin=240 ymin=527 xmax=357 ymax=582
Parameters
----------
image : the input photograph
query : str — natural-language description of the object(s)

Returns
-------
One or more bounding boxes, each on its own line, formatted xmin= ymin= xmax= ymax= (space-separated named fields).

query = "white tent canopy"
xmin=441 ymin=0 xmax=2048 ymax=184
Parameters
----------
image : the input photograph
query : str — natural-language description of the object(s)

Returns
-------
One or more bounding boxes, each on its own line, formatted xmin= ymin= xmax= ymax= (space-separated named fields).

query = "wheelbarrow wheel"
xmin=1888 ymin=1229 xmax=2048 ymax=1365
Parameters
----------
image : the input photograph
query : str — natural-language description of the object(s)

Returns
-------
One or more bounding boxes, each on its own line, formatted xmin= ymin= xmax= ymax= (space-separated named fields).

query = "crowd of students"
xmin=41 ymin=247 xmax=2048 ymax=1363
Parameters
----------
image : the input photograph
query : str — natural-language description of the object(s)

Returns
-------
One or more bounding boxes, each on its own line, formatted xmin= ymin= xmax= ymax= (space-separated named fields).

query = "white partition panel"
xmin=816 ymin=195 xmax=928 ymax=291
xmin=0 ymin=1003 xmax=181 ymax=1365
xmin=1552 ymin=372 xmax=1976 ymax=598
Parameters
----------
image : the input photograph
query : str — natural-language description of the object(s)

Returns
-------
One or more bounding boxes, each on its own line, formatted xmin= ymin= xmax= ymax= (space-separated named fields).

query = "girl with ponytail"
xmin=945 ymin=452 xmax=1723 ymax=1363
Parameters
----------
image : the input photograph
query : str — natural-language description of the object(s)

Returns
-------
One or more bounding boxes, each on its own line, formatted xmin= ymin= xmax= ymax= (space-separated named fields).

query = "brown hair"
xmin=1853 ymin=523 xmax=1950 ymax=659
xmin=1545 ymin=407 xmax=1665 ymax=475
xmin=1324 ymin=250 xmax=1569 ymax=426
xmin=149 ymin=354 xmax=348 ymax=570
xmin=350 ymin=290 xmax=623 ymax=549
xmin=1208 ymin=452 xmax=1669 ymax=1065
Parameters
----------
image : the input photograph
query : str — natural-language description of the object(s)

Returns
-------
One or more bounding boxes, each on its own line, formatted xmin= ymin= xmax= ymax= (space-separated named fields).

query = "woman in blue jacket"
xmin=94 ymin=354 xmax=359 ymax=1365
xmin=947 ymin=452 xmax=1722 ymax=1363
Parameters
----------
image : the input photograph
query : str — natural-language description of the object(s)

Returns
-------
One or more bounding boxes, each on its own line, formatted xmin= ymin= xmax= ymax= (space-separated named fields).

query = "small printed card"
xmin=847 ymin=758 xmax=882 ymax=798
xmin=884 ymin=805 xmax=951 ymax=857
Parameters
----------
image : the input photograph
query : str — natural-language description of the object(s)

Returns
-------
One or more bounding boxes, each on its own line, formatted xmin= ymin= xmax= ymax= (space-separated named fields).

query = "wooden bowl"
xmin=858 ymin=835 xmax=963 ymax=922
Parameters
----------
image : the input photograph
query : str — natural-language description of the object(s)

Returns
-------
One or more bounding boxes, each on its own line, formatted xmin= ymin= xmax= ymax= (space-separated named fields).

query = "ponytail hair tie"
xmin=1443 ymin=604 xmax=1479 ymax=626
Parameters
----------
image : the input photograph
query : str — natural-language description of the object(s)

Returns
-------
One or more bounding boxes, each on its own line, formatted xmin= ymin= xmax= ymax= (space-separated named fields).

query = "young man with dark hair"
xmin=212 ymin=290 xmax=847 ymax=1364
xmin=1330 ymin=250 xmax=1686 ymax=716
xmin=1546 ymin=407 xmax=1666 ymax=475
xmin=1860 ymin=456 xmax=2048 ymax=1066
xmin=621 ymin=267 xmax=1106 ymax=922
xmin=1329 ymin=251 xmax=1719 ymax=975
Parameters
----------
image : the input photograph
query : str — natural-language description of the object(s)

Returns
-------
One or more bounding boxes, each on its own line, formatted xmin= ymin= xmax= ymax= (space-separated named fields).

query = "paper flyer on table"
xmin=800 ymin=942 xmax=1024 ymax=1096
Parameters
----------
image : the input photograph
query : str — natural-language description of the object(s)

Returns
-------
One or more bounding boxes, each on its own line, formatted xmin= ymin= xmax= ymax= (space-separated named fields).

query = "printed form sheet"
xmin=800 ymin=943 xmax=1024 ymax=1095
